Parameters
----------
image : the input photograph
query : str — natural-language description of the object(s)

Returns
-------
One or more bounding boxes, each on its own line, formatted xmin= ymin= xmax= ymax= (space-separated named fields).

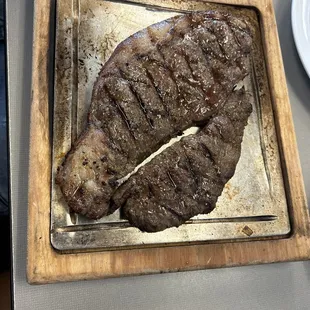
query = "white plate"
xmin=292 ymin=0 xmax=310 ymax=78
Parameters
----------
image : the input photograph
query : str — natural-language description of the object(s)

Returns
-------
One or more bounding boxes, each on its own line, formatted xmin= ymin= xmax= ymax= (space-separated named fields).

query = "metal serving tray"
xmin=51 ymin=0 xmax=290 ymax=252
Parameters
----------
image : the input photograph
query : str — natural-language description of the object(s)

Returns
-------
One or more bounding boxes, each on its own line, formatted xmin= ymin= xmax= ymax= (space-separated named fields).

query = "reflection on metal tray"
xmin=51 ymin=0 xmax=290 ymax=252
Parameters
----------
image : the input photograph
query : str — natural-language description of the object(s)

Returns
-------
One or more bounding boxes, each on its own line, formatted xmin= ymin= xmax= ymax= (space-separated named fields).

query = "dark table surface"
xmin=0 ymin=39 xmax=8 ymax=216
xmin=8 ymin=0 xmax=310 ymax=309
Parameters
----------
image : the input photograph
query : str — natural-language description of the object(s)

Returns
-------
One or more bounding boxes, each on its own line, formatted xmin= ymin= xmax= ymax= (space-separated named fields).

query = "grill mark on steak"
xmin=105 ymin=122 xmax=132 ymax=161
xmin=181 ymin=143 xmax=199 ymax=189
xmin=119 ymin=70 xmax=155 ymax=130
xmin=198 ymin=30 xmax=225 ymax=62
xmin=199 ymin=141 xmax=219 ymax=173
xmin=182 ymin=51 xmax=205 ymax=89
xmin=104 ymin=85 xmax=137 ymax=140
xmin=166 ymin=171 xmax=177 ymax=188
xmin=119 ymin=60 xmax=172 ymax=122
xmin=143 ymin=65 xmax=173 ymax=118
xmin=151 ymin=47 xmax=188 ymax=107
xmin=198 ymin=140 xmax=223 ymax=182
xmin=56 ymin=11 xmax=253 ymax=221
xmin=208 ymin=18 xmax=243 ymax=62
xmin=230 ymin=27 xmax=242 ymax=47
xmin=91 ymin=92 xmax=138 ymax=159
xmin=145 ymin=31 xmax=190 ymax=111
xmin=147 ymin=182 xmax=155 ymax=198
xmin=132 ymin=86 xmax=155 ymax=129
xmin=183 ymin=139 xmax=222 ymax=186
xmin=172 ymin=50 xmax=206 ymax=96
xmin=210 ymin=30 xmax=228 ymax=61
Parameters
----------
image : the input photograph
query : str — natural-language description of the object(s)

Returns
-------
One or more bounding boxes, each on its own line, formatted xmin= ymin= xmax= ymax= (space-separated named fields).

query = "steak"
xmin=56 ymin=11 xmax=253 ymax=220
xmin=112 ymin=89 xmax=252 ymax=232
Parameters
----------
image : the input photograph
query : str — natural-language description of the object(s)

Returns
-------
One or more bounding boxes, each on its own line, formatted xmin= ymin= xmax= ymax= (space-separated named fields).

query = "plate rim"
xmin=292 ymin=0 xmax=310 ymax=79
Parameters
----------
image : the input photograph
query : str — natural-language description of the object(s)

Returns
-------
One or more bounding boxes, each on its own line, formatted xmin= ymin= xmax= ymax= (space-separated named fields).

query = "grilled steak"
xmin=56 ymin=11 xmax=253 ymax=220
xmin=112 ymin=89 xmax=252 ymax=232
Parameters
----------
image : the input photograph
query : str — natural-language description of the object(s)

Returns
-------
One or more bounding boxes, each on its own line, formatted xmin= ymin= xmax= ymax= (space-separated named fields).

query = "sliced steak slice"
xmin=56 ymin=11 xmax=253 ymax=219
xmin=112 ymin=89 xmax=252 ymax=232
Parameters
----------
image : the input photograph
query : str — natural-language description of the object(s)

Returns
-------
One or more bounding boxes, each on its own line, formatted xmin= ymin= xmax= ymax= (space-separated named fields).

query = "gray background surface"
xmin=8 ymin=0 xmax=310 ymax=309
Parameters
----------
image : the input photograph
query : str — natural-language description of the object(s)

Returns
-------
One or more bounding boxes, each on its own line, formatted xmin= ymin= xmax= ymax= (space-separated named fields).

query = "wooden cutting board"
xmin=27 ymin=0 xmax=310 ymax=284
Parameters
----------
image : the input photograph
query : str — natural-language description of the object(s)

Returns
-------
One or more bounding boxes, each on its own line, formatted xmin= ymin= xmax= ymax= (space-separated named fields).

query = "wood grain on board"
xmin=27 ymin=0 xmax=310 ymax=284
